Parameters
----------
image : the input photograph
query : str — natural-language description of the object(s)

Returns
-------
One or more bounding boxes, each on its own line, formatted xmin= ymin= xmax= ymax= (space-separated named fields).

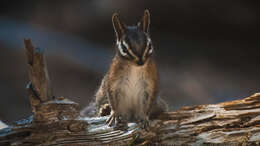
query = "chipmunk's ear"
xmin=112 ymin=13 xmax=126 ymax=39
xmin=138 ymin=9 xmax=150 ymax=33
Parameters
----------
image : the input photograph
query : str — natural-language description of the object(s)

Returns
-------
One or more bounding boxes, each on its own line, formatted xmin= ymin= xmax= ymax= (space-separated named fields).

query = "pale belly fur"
xmin=116 ymin=66 xmax=148 ymax=120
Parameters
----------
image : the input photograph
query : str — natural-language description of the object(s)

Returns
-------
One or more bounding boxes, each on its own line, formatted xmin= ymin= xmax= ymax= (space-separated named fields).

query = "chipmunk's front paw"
xmin=106 ymin=112 xmax=128 ymax=130
xmin=106 ymin=110 xmax=117 ymax=127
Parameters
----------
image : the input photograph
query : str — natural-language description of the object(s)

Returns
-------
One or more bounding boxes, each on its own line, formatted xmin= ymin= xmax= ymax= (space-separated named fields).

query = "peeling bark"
xmin=0 ymin=39 xmax=260 ymax=146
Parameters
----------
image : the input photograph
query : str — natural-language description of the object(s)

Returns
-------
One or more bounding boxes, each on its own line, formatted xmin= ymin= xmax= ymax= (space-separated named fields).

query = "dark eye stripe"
xmin=119 ymin=41 xmax=135 ymax=59
xmin=147 ymin=43 xmax=153 ymax=54
xmin=122 ymin=44 xmax=135 ymax=59
xmin=145 ymin=40 xmax=152 ymax=54
xmin=121 ymin=43 xmax=128 ymax=53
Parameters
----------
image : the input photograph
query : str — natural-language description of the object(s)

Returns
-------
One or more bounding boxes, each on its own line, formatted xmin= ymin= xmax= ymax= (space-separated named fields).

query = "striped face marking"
xmin=117 ymin=40 xmax=128 ymax=56
xmin=147 ymin=38 xmax=153 ymax=54
xmin=142 ymin=37 xmax=153 ymax=61
xmin=117 ymin=33 xmax=154 ymax=66
xmin=117 ymin=40 xmax=138 ymax=60
xmin=146 ymin=37 xmax=153 ymax=55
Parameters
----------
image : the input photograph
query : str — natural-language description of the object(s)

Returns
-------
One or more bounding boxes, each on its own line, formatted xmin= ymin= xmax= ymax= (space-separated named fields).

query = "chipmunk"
xmin=95 ymin=10 xmax=167 ymax=127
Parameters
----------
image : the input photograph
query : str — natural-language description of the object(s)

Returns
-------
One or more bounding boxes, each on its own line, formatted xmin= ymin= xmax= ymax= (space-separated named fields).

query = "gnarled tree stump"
xmin=0 ymin=39 xmax=260 ymax=146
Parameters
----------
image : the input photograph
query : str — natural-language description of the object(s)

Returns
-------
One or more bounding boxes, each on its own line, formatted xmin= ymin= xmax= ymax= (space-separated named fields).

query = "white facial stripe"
xmin=148 ymin=47 xmax=153 ymax=54
xmin=123 ymin=40 xmax=138 ymax=59
xmin=118 ymin=41 xmax=127 ymax=56
xmin=146 ymin=37 xmax=153 ymax=55
xmin=141 ymin=38 xmax=149 ymax=61
xmin=147 ymin=38 xmax=151 ymax=44
xmin=143 ymin=45 xmax=148 ymax=60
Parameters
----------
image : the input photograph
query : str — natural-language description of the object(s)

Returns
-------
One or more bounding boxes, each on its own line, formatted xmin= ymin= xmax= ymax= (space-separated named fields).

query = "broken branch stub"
xmin=24 ymin=38 xmax=53 ymax=103
xmin=23 ymin=39 xmax=81 ymax=123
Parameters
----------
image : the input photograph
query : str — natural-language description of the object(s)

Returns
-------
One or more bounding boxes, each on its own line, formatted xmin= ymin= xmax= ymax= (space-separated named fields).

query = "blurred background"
xmin=0 ymin=0 xmax=259 ymax=123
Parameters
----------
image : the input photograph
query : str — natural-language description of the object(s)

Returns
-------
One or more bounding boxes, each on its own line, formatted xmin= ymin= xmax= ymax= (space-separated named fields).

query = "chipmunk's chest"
xmin=114 ymin=66 xmax=149 ymax=118
xmin=123 ymin=66 xmax=146 ymax=97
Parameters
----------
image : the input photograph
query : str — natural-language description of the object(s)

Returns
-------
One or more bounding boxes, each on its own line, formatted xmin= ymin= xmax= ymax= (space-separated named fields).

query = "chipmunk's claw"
xmin=106 ymin=112 xmax=128 ymax=130
xmin=106 ymin=110 xmax=117 ymax=126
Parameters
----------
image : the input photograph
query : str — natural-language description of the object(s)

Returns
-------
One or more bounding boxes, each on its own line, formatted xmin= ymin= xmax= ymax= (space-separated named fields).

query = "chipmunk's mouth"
xmin=136 ymin=60 xmax=144 ymax=66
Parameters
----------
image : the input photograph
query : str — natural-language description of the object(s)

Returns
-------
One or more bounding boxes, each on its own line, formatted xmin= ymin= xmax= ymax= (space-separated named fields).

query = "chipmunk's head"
xmin=112 ymin=10 xmax=153 ymax=66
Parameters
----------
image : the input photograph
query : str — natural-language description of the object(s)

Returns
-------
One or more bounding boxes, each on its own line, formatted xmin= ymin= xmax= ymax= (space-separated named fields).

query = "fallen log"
xmin=0 ymin=39 xmax=259 ymax=146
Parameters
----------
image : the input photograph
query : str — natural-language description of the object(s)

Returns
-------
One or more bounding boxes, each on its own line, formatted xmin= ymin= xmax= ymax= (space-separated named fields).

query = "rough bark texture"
xmin=0 ymin=39 xmax=260 ymax=146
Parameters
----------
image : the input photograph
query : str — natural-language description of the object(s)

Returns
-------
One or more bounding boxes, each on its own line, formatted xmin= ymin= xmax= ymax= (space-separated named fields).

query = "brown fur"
xmin=95 ymin=10 xmax=167 ymax=125
xmin=96 ymin=54 xmax=165 ymax=121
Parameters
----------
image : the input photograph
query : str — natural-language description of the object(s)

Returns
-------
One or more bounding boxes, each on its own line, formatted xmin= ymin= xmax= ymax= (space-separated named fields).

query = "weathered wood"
xmin=1 ymin=93 xmax=260 ymax=145
xmin=0 ymin=39 xmax=260 ymax=145
xmin=24 ymin=38 xmax=53 ymax=103
xmin=23 ymin=39 xmax=82 ymax=124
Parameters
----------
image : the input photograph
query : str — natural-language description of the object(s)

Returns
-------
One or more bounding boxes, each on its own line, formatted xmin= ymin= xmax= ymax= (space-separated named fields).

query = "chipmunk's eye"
xmin=118 ymin=42 xmax=129 ymax=56
xmin=121 ymin=43 xmax=128 ymax=54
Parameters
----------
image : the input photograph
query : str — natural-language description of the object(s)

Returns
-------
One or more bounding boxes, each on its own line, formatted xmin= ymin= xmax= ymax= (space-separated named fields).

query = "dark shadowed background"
xmin=0 ymin=0 xmax=259 ymax=123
